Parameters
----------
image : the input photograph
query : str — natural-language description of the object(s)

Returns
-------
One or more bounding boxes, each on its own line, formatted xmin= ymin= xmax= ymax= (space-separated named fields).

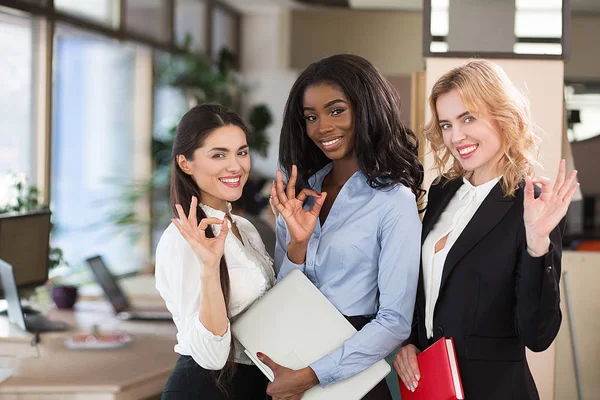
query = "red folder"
xmin=398 ymin=337 xmax=464 ymax=400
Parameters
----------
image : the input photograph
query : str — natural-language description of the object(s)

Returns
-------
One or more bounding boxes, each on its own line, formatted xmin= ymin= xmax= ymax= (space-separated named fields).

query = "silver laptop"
xmin=0 ymin=259 xmax=70 ymax=332
xmin=232 ymin=268 xmax=391 ymax=400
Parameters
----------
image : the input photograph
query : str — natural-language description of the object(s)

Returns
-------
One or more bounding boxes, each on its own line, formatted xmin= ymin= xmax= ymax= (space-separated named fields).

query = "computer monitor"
xmin=0 ymin=209 xmax=52 ymax=298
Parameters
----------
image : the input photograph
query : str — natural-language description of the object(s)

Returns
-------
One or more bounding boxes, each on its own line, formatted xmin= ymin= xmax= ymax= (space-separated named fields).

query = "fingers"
xmin=552 ymin=159 xmax=566 ymax=194
xmin=286 ymin=165 xmax=297 ymax=200
xmin=271 ymin=184 xmax=286 ymax=215
xmin=218 ymin=219 xmax=229 ymax=239
xmin=198 ymin=218 xmax=224 ymax=230
xmin=189 ymin=196 xmax=198 ymax=226
xmin=524 ymin=176 xmax=534 ymax=205
xmin=175 ymin=204 xmax=188 ymax=227
xmin=256 ymin=352 xmax=278 ymax=373
xmin=309 ymin=192 xmax=327 ymax=217
xmin=171 ymin=218 xmax=193 ymax=242
xmin=296 ymin=188 xmax=322 ymax=203
xmin=558 ymin=169 xmax=578 ymax=200
xmin=275 ymin=170 xmax=289 ymax=205
xmin=564 ymin=181 xmax=581 ymax=205
xmin=394 ymin=346 xmax=420 ymax=392
xmin=407 ymin=350 xmax=421 ymax=384
xmin=532 ymin=176 xmax=553 ymax=194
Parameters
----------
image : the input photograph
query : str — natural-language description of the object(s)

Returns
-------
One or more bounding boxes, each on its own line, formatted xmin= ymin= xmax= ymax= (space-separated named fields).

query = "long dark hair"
xmin=279 ymin=54 xmax=425 ymax=205
xmin=170 ymin=103 xmax=249 ymax=390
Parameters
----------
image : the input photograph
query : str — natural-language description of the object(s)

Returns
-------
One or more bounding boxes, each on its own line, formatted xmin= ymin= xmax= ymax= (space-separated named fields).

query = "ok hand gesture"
xmin=271 ymin=165 xmax=327 ymax=245
xmin=172 ymin=196 xmax=229 ymax=277
xmin=524 ymin=159 xmax=579 ymax=256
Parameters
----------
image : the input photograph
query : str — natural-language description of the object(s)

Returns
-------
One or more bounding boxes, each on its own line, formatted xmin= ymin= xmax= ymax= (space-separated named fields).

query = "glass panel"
xmin=54 ymin=0 xmax=119 ymax=28
xmin=126 ymin=0 xmax=169 ymax=43
xmin=514 ymin=10 xmax=562 ymax=38
xmin=566 ymin=92 xmax=600 ymax=142
xmin=52 ymin=27 xmax=145 ymax=275
xmin=0 ymin=13 xmax=34 ymax=183
xmin=513 ymin=42 xmax=562 ymax=55
xmin=426 ymin=0 xmax=566 ymax=56
xmin=212 ymin=6 xmax=237 ymax=58
xmin=430 ymin=10 xmax=449 ymax=37
xmin=175 ymin=0 xmax=207 ymax=53
xmin=430 ymin=41 xmax=449 ymax=53
xmin=152 ymin=52 xmax=188 ymax=249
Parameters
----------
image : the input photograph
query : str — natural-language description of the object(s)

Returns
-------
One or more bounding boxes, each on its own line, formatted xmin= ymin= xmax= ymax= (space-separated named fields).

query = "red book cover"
xmin=399 ymin=337 xmax=464 ymax=400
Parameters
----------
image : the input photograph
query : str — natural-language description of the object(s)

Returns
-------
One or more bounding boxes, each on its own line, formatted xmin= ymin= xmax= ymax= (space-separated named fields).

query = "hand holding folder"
xmin=397 ymin=338 xmax=464 ymax=400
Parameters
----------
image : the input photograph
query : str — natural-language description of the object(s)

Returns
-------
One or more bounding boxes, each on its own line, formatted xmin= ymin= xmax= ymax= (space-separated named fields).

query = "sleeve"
xmin=154 ymin=224 xmax=232 ymax=370
xmin=274 ymin=214 xmax=306 ymax=281
xmin=514 ymin=216 xmax=565 ymax=352
xmin=401 ymin=298 xmax=421 ymax=350
xmin=309 ymin=191 xmax=422 ymax=387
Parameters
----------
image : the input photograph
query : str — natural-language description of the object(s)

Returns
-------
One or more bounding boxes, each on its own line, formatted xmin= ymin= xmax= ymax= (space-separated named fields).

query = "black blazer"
xmin=405 ymin=178 xmax=563 ymax=400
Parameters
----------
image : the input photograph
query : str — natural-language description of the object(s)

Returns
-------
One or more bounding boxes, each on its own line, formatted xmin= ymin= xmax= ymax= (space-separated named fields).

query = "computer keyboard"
xmin=24 ymin=314 xmax=70 ymax=333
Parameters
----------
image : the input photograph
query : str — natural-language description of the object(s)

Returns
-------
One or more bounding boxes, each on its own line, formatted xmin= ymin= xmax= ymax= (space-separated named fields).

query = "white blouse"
xmin=155 ymin=203 xmax=275 ymax=370
xmin=422 ymin=177 xmax=499 ymax=339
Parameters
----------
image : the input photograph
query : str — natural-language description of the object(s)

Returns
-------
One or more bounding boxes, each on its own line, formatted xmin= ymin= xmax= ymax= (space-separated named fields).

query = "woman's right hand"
xmin=393 ymin=344 xmax=421 ymax=392
xmin=271 ymin=165 xmax=327 ymax=245
xmin=172 ymin=196 xmax=229 ymax=277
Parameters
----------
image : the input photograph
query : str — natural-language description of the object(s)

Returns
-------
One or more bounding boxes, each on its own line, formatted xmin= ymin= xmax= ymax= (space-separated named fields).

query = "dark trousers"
xmin=162 ymin=355 xmax=268 ymax=400
xmin=345 ymin=315 xmax=393 ymax=400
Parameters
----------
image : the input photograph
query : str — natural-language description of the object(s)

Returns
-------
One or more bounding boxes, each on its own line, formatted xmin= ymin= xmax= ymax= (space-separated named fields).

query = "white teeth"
xmin=458 ymin=145 xmax=477 ymax=155
xmin=322 ymin=138 xmax=341 ymax=146
xmin=219 ymin=178 xmax=240 ymax=183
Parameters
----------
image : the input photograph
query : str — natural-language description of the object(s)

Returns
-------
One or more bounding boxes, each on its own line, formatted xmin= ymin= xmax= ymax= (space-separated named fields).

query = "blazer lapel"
xmin=416 ymin=178 xmax=463 ymax=347
xmin=439 ymin=180 xmax=515 ymax=291
xmin=422 ymin=179 xmax=463 ymax=244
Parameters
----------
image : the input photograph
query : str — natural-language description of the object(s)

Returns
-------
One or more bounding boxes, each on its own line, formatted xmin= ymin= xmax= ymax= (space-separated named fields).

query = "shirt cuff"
xmin=193 ymin=314 xmax=231 ymax=341
xmin=310 ymin=354 xmax=341 ymax=387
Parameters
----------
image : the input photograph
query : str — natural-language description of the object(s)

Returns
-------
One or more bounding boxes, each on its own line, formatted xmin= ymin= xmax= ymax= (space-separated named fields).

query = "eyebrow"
xmin=208 ymin=144 xmax=249 ymax=152
xmin=439 ymin=111 xmax=471 ymax=124
xmin=302 ymin=98 xmax=347 ymax=112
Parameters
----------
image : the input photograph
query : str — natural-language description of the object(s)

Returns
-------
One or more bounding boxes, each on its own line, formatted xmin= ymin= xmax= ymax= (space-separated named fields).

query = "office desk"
xmin=0 ymin=296 xmax=179 ymax=399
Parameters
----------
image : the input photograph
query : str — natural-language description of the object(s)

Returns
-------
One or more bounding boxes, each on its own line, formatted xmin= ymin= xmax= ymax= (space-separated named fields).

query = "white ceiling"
xmin=222 ymin=0 xmax=600 ymax=13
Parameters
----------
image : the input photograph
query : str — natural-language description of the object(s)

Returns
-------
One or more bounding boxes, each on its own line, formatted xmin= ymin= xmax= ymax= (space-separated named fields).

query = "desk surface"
xmin=0 ymin=277 xmax=180 ymax=400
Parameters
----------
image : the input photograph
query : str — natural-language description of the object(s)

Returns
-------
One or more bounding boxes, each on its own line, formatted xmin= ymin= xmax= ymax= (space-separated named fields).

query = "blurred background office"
xmin=0 ymin=0 xmax=599 ymax=399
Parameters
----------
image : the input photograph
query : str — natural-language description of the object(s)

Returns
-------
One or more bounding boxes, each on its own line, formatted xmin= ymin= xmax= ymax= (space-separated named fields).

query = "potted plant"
xmin=0 ymin=173 xmax=77 ymax=309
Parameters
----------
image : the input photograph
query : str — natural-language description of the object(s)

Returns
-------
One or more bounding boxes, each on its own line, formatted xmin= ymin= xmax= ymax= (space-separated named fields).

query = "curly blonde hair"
xmin=424 ymin=59 xmax=540 ymax=197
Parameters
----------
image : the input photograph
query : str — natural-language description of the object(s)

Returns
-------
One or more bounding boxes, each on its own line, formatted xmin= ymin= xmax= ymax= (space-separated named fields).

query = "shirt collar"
xmin=458 ymin=176 xmax=500 ymax=203
xmin=199 ymin=202 xmax=232 ymax=219
xmin=309 ymin=163 xmax=334 ymax=189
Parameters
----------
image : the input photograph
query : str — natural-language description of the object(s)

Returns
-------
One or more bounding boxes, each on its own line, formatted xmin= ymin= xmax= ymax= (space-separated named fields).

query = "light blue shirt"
xmin=275 ymin=163 xmax=421 ymax=387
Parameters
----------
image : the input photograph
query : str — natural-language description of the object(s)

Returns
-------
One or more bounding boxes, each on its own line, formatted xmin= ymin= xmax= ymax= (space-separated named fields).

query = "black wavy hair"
xmin=279 ymin=54 xmax=424 ymax=205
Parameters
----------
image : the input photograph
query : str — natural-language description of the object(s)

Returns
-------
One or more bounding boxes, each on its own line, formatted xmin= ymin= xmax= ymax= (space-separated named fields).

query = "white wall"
xmin=240 ymin=10 xmax=299 ymax=178
xmin=290 ymin=9 xmax=423 ymax=75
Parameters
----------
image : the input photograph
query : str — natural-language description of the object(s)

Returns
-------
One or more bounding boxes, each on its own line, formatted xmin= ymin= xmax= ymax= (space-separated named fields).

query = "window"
xmin=126 ymin=0 xmax=170 ymax=43
xmin=51 ymin=27 xmax=146 ymax=275
xmin=566 ymin=88 xmax=600 ymax=142
xmin=0 ymin=13 xmax=34 ymax=181
xmin=175 ymin=0 xmax=207 ymax=54
xmin=54 ymin=0 xmax=120 ymax=28
xmin=212 ymin=5 xmax=237 ymax=57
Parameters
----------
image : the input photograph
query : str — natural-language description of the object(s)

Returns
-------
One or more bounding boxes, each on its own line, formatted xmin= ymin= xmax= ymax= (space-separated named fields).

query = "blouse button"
xmin=308 ymin=261 xmax=314 ymax=266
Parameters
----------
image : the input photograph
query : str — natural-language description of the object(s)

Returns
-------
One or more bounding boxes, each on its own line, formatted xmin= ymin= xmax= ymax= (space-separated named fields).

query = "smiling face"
xmin=436 ymin=89 xmax=504 ymax=185
xmin=302 ymin=82 xmax=355 ymax=161
xmin=177 ymin=124 xmax=250 ymax=211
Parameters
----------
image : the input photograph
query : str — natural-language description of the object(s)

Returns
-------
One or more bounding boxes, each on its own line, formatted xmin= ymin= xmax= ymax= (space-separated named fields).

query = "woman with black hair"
xmin=155 ymin=104 xmax=275 ymax=399
xmin=256 ymin=54 xmax=424 ymax=400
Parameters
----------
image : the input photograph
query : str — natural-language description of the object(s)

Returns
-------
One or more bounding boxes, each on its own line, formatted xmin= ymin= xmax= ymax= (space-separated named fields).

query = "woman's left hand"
xmin=524 ymin=159 xmax=579 ymax=256
xmin=257 ymin=352 xmax=318 ymax=400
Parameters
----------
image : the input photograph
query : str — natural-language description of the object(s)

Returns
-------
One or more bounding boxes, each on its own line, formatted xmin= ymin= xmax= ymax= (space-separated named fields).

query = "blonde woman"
xmin=393 ymin=60 xmax=578 ymax=399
